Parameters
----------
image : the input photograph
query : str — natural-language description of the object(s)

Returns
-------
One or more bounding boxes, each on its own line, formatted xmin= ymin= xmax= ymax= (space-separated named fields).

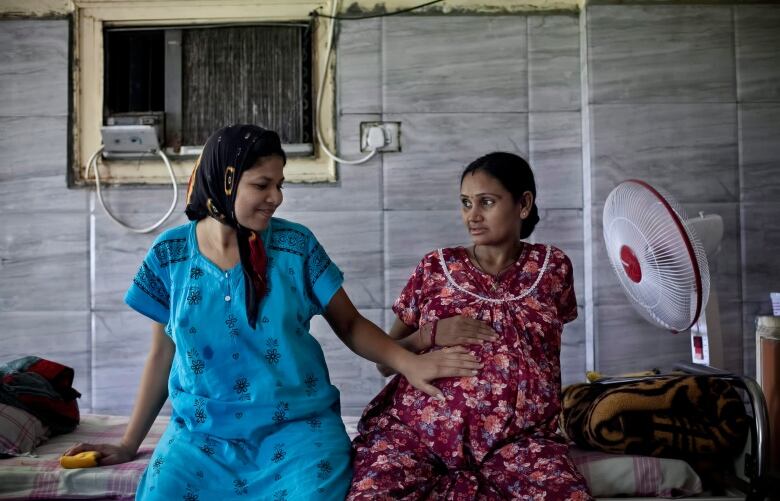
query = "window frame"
xmin=72 ymin=0 xmax=336 ymax=185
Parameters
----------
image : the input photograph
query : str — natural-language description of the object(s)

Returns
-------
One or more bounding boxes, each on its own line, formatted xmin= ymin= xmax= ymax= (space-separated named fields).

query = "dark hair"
xmin=460 ymin=152 xmax=539 ymax=239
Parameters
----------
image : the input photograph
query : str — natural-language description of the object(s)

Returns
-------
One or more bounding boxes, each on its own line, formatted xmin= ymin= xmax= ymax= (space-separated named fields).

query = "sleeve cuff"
xmin=124 ymin=289 xmax=169 ymax=325
xmin=311 ymin=264 xmax=344 ymax=311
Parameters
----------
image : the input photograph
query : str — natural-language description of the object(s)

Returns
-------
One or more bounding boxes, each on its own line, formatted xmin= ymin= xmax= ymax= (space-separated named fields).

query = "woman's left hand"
xmin=433 ymin=315 xmax=499 ymax=348
xmin=400 ymin=346 xmax=482 ymax=401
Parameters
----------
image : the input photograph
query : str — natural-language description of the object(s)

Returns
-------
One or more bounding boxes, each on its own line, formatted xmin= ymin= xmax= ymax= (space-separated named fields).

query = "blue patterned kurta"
xmin=125 ymin=218 xmax=352 ymax=501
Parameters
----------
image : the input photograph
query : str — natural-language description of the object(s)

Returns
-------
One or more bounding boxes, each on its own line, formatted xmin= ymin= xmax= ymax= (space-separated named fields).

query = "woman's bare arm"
xmin=323 ymin=288 xmax=481 ymax=400
xmin=64 ymin=322 xmax=174 ymax=465
xmin=377 ymin=318 xmax=430 ymax=376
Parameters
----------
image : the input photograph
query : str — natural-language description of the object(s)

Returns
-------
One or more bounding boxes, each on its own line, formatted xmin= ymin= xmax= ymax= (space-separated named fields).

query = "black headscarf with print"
xmin=185 ymin=124 xmax=287 ymax=329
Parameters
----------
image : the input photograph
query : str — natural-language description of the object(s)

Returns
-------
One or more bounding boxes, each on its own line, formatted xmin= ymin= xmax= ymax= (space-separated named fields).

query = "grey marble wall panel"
xmin=735 ymin=5 xmax=780 ymax=102
xmin=741 ymin=203 xmax=780 ymax=303
xmin=587 ymin=5 xmax=735 ymax=103
xmin=309 ymin=309 xmax=385 ymax=415
xmin=0 ymin=116 xmax=67 ymax=175
xmin=383 ymin=113 xmax=529 ymax=211
xmin=90 ymin=187 xmax=187 ymax=216
xmin=337 ymin=18 xmax=381 ymax=114
xmin=530 ymin=209 xmax=585 ymax=301
xmin=282 ymin=114 xmax=382 ymax=211
xmin=1 ymin=176 xmax=86 ymax=215
xmin=529 ymin=112 xmax=583 ymax=209
xmin=383 ymin=16 xmax=527 ymax=113
xmin=739 ymin=104 xmax=780 ymax=203
xmin=0 ymin=115 xmax=83 ymax=215
xmin=0 ymin=20 xmax=68 ymax=117
xmin=561 ymin=307 xmax=587 ymax=386
xmin=528 ymin=15 xmax=581 ymax=112
xmin=0 ymin=311 xmax=91 ymax=411
xmin=91 ymin=310 xmax=155 ymax=415
xmin=93 ymin=209 xmax=189 ymax=310
xmin=274 ymin=210 xmax=383 ymax=309
xmin=595 ymin=303 xmax=693 ymax=375
xmin=591 ymin=104 xmax=738 ymax=204
xmin=0 ymin=213 xmax=88 ymax=311
xmin=718 ymin=299 xmax=744 ymax=374
xmin=384 ymin=209 xmax=470 ymax=305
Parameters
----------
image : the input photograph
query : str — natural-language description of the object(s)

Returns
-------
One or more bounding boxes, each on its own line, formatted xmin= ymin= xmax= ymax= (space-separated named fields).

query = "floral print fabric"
xmin=348 ymin=244 xmax=591 ymax=500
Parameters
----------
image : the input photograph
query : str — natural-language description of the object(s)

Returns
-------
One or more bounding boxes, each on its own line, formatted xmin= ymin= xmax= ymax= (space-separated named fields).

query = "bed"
xmin=0 ymin=414 xmax=168 ymax=500
xmin=0 ymin=374 xmax=770 ymax=501
xmin=568 ymin=370 xmax=772 ymax=501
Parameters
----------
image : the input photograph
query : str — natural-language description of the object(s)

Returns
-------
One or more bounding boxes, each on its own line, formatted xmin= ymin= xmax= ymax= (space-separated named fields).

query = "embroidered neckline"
xmin=436 ymin=245 xmax=551 ymax=303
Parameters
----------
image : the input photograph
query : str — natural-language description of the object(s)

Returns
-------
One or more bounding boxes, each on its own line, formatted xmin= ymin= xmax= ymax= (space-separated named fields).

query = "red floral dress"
xmin=348 ymin=244 xmax=592 ymax=501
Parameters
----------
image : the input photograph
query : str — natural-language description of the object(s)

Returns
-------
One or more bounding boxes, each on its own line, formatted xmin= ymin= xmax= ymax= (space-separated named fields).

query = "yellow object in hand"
xmin=60 ymin=451 xmax=100 ymax=469
xmin=585 ymin=371 xmax=603 ymax=382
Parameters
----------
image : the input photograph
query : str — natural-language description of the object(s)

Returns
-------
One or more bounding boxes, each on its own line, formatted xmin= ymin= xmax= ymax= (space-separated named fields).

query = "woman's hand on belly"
xmin=400 ymin=346 xmax=483 ymax=401
xmin=435 ymin=315 xmax=499 ymax=347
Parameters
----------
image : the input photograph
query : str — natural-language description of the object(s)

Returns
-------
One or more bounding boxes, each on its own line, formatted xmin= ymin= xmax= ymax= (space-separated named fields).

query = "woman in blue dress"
xmin=64 ymin=125 xmax=481 ymax=500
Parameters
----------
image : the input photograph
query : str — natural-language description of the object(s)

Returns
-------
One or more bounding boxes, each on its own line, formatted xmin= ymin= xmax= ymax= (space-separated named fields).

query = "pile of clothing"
xmin=0 ymin=356 xmax=81 ymax=445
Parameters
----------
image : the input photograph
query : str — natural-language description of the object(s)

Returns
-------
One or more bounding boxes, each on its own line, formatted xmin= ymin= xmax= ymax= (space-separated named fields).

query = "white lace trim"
xmin=436 ymin=245 xmax=551 ymax=304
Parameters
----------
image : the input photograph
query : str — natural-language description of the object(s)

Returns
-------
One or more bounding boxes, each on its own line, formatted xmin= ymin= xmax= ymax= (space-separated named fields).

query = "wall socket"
xmin=359 ymin=121 xmax=401 ymax=153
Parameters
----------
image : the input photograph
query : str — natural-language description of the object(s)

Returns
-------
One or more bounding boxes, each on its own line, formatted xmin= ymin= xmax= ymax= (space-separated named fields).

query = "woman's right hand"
xmin=401 ymin=346 xmax=483 ymax=401
xmin=434 ymin=315 xmax=498 ymax=347
xmin=63 ymin=442 xmax=136 ymax=466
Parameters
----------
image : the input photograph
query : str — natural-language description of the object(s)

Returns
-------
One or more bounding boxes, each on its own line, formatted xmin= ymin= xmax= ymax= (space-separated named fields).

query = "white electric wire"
xmin=86 ymin=146 xmax=179 ymax=234
xmin=315 ymin=0 xmax=378 ymax=165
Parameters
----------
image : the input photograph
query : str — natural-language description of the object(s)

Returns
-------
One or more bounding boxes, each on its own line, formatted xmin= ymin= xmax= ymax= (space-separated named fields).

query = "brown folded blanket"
xmin=560 ymin=375 xmax=749 ymax=460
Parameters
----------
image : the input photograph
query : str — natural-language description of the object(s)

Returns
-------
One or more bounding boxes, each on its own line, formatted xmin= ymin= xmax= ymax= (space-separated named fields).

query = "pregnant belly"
xmin=390 ymin=350 xmax=522 ymax=464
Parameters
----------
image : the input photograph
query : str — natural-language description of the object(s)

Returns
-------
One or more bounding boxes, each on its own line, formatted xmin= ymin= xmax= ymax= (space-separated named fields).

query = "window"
xmin=72 ymin=1 xmax=336 ymax=185
xmin=104 ymin=24 xmax=313 ymax=154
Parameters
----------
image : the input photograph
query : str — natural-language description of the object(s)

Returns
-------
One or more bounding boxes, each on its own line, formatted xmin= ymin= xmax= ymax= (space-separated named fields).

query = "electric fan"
xmin=602 ymin=179 xmax=725 ymax=367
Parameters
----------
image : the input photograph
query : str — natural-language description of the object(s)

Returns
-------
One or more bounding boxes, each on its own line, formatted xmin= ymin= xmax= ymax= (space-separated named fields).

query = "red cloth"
xmin=348 ymin=244 xmax=591 ymax=500
xmin=0 ymin=357 xmax=80 ymax=435
xmin=248 ymin=231 xmax=268 ymax=300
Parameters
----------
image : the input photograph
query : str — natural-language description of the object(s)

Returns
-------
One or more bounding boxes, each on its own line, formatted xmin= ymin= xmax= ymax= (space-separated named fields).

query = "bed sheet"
xmin=0 ymin=414 xmax=169 ymax=501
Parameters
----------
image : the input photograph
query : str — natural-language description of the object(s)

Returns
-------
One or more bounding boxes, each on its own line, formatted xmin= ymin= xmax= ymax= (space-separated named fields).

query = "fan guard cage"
xmin=603 ymin=180 xmax=710 ymax=332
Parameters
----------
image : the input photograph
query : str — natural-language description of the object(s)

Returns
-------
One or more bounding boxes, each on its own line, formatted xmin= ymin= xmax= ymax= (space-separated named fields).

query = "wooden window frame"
xmin=72 ymin=0 xmax=336 ymax=185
